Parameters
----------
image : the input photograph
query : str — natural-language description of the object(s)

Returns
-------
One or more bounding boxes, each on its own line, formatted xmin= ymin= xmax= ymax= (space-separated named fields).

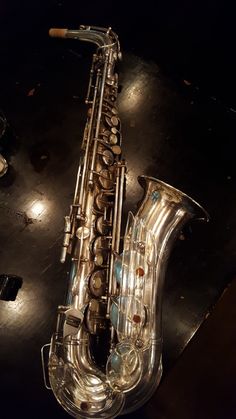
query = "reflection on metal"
xmin=0 ymin=154 xmax=8 ymax=177
xmin=0 ymin=110 xmax=8 ymax=178
xmin=44 ymin=25 xmax=209 ymax=419
xmin=41 ymin=344 xmax=52 ymax=390
xmin=0 ymin=110 xmax=7 ymax=139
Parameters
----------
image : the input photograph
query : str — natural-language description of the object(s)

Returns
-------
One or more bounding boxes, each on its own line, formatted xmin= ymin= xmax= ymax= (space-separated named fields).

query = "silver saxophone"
xmin=42 ymin=26 xmax=209 ymax=418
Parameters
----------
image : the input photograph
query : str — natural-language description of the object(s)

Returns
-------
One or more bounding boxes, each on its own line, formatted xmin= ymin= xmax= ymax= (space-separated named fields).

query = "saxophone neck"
xmin=49 ymin=25 xmax=121 ymax=58
xmin=49 ymin=25 xmax=121 ymax=94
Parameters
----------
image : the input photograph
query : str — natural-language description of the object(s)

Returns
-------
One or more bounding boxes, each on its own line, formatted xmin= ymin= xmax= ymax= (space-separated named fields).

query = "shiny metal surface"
xmin=0 ymin=154 xmax=8 ymax=177
xmin=108 ymin=177 xmax=208 ymax=414
xmin=47 ymin=26 xmax=126 ymax=419
xmin=45 ymin=26 xmax=208 ymax=419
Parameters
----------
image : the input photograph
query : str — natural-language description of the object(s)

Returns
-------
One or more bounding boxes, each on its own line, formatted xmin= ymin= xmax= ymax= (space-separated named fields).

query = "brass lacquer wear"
xmin=42 ymin=26 xmax=209 ymax=419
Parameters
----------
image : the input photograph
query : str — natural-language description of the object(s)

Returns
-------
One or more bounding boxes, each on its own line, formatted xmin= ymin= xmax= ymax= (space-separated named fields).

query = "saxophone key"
xmin=109 ymin=133 xmax=118 ymax=144
xmin=96 ymin=215 xmax=110 ymax=235
xmin=111 ymin=127 xmax=118 ymax=134
xmin=62 ymin=232 xmax=71 ymax=248
xmin=85 ymin=299 xmax=108 ymax=334
xmin=60 ymin=247 xmax=67 ymax=264
xmin=95 ymin=192 xmax=112 ymax=211
xmin=101 ymin=129 xmax=111 ymax=139
xmin=63 ymin=215 xmax=71 ymax=233
xmin=104 ymin=115 xmax=120 ymax=129
xmin=63 ymin=307 xmax=84 ymax=337
xmin=109 ymin=94 xmax=116 ymax=102
xmin=105 ymin=115 xmax=113 ymax=127
xmin=101 ymin=149 xmax=114 ymax=166
xmin=60 ymin=216 xmax=72 ymax=262
xmin=76 ymin=226 xmax=90 ymax=240
xmin=98 ymin=169 xmax=114 ymax=189
xmin=111 ymin=107 xmax=118 ymax=115
xmin=111 ymin=145 xmax=121 ymax=155
xmin=94 ymin=251 xmax=105 ymax=267
xmin=91 ymin=236 xmax=109 ymax=257
xmin=110 ymin=116 xmax=119 ymax=127
xmin=89 ymin=269 xmax=106 ymax=297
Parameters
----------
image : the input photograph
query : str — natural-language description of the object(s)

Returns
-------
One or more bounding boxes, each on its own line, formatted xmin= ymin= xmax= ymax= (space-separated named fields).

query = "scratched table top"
xmin=0 ymin=3 xmax=236 ymax=418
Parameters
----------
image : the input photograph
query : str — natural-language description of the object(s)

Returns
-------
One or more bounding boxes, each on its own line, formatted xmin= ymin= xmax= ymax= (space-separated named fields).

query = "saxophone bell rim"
xmin=138 ymin=175 xmax=210 ymax=222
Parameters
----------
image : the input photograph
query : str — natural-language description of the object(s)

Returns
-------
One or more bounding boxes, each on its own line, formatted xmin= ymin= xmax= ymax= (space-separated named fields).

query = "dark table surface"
xmin=0 ymin=2 xmax=236 ymax=418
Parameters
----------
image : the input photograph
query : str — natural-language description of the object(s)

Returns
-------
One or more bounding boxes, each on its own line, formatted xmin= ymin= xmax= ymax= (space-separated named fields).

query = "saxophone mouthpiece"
xmin=49 ymin=28 xmax=68 ymax=38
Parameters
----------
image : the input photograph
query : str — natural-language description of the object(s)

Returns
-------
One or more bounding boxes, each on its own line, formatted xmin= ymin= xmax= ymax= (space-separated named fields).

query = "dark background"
xmin=0 ymin=1 xmax=236 ymax=419
xmin=1 ymin=0 xmax=236 ymax=106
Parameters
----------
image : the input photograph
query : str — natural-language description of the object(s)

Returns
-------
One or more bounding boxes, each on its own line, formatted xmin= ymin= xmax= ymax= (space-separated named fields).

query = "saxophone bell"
xmin=108 ymin=176 xmax=209 ymax=413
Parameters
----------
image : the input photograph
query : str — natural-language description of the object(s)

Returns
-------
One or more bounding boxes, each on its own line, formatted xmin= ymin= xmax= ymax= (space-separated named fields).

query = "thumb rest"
xmin=42 ymin=25 xmax=209 ymax=418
